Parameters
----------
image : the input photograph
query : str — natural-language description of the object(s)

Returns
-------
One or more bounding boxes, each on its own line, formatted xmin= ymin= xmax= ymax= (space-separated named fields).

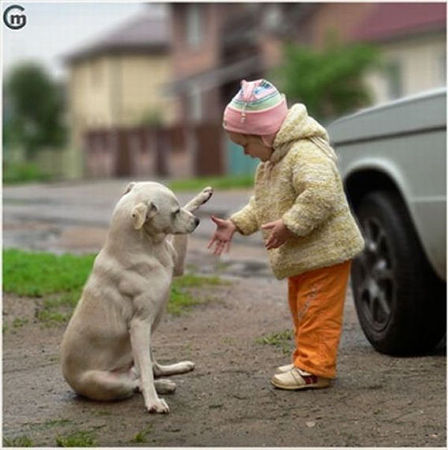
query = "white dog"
xmin=61 ymin=182 xmax=213 ymax=413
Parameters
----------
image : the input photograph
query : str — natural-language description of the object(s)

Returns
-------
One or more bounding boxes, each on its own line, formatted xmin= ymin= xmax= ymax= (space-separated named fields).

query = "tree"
xmin=3 ymin=62 xmax=66 ymax=157
xmin=274 ymin=35 xmax=379 ymax=121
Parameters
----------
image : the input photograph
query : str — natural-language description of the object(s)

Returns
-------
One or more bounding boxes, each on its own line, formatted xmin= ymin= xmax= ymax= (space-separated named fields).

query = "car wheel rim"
xmin=354 ymin=217 xmax=395 ymax=332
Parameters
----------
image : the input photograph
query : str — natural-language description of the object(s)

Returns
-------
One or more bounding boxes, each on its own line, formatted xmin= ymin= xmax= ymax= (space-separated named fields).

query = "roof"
xmin=64 ymin=10 xmax=169 ymax=64
xmin=352 ymin=3 xmax=446 ymax=42
xmin=166 ymin=57 xmax=263 ymax=94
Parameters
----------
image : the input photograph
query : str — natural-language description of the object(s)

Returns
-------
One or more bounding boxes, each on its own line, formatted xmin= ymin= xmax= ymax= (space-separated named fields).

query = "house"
xmin=167 ymin=3 xmax=319 ymax=175
xmin=63 ymin=6 xmax=176 ymax=178
xmin=167 ymin=3 xmax=446 ymax=175
xmin=350 ymin=3 xmax=446 ymax=102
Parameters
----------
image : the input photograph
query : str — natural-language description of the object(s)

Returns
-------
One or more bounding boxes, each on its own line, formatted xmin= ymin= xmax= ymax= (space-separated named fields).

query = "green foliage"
xmin=3 ymin=249 xmax=95 ymax=297
xmin=275 ymin=35 xmax=379 ymax=120
xmin=3 ymin=249 xmax=228 ymax=321
xmin=3 ymin=435 xmax=34 ymax=447
xmin=55 ymin=431 xmax=96 ymax=447
xmin=4 ymin=62 xmax=67 ymax=157
xmin=37 ymin=292 xmax=84 ymax=325
xmin=169 ymin=274 xmax=226 ymax=315
xmin=168 ymin=175 xmax=253 ymax=192
xmin=3 ymin=161 xmax=52 ymax=184
xmin=140 ymin=109 xmax=163 ymax=126
xmin=12 ymin=317 xmax=29 ymax=328
xmin=256 ymin=329 xmax=294 ymax=355
xmin=130 ymin=425 xmax=153 ymax=443
xmin=43 ymin=419 xmax=72 ymax=428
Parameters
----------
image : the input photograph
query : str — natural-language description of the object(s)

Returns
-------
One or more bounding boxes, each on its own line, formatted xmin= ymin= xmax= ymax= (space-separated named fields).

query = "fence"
xmin=84 ymin=124 xmax=225 ymax=179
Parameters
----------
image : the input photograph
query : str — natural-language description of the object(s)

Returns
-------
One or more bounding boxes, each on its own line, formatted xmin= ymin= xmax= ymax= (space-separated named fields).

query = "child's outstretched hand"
xmin=262 ymin=219 xmax=295 ymax=250
xmin=207 ymin=216 xmax=237 ymax=255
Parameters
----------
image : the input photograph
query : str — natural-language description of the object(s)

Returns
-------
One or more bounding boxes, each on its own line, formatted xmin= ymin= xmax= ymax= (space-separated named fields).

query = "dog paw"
xmin=180 ymin=361 xmax=195 ymax=373
xmin=155 ymin=379 xmax=176 ymax=394
xmin=199 ymin=187 xmax=213 ymax=204
xmin=147 ymin=398 xmax=170 ymax=414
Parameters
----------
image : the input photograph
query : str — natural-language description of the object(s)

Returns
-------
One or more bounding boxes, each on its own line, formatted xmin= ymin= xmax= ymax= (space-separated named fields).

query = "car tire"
xmin=352 ymin=190 xmax=446 ymax=355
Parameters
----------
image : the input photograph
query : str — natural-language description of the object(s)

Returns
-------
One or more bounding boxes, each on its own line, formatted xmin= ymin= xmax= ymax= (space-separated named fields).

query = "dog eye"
xmin=172 ymin=209 xmax=180 ymax=216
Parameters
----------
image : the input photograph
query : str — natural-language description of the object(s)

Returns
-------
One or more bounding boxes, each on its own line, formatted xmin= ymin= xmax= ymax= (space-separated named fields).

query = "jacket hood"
xmin=270 ymin=104 xmax=335 ymax=164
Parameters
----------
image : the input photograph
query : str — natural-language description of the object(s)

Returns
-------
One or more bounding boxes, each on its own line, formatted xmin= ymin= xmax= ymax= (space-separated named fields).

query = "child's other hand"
xmin=261 ymin=219 xmax=295 ymax=250
xmin=207 ymin=216 xmax=237 ymax=255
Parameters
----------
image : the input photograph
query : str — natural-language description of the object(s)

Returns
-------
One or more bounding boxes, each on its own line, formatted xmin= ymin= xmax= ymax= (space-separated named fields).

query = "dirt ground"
xmin=3 ymin=262 xmax=446 ymax=448
xmin=3 ymin=181 xmax=446 ymax=448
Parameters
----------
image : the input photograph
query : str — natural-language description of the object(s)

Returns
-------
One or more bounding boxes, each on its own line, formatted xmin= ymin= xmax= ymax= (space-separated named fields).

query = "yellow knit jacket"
xmin=230 ymin=104 xmax=365 ymax=280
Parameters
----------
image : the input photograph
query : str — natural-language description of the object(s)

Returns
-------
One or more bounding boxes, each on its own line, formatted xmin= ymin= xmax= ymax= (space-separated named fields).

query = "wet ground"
xmin=3 ymin=179 xmax=446 ymax=448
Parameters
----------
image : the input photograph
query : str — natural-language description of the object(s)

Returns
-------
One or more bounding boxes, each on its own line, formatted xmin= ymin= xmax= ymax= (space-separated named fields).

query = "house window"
xmin=385 ymin=61 xmax=402 ymax=100
xmin=185 ymin=4 xmax=202 ymax=50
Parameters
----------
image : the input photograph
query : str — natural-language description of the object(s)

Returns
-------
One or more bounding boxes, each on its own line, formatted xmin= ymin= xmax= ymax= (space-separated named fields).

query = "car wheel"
xmin=352 ymin=190 xmax=446 ymax=355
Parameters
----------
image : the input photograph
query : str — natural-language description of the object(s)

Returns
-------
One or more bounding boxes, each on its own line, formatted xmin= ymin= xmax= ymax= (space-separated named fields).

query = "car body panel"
xmin=328 ymin=88 xmax=446 ymax=280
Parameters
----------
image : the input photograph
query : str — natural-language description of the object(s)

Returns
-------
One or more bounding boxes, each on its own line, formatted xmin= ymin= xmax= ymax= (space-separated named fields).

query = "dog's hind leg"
xmin=76 ymin=369 xmax=138 ymax=401
xmin=154 ymin=361 xmax=195 ymax=377
xmin=131 ymin=365 xmax=176 ymax=394
xmin=154 ymin=379 xmax=177 ymax=394
xmin=151 ymin=348 xmax=195 ymax=378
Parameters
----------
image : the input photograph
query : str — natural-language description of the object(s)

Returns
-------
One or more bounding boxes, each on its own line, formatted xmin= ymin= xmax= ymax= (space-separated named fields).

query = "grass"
xmin=168 ymin=174 xmax=253 ymax=192
xmin=256 ymin=329 xmax=294 ymax=355
xmin=130 ymin=425 xmax=153 ymax=443
xmin=3 ymin=249 xmax=94 ymax=326
xmin=55 ymin=430 xmax=96 ymax=447
xmin=168 ymin=273 xmax=227 ymax=315
xmin=3 ymin=161 xmax=52 ymax=185
xmin=3 ymin=249 xmax=229 ymax=324
xmin=12 ymin=317 xmax=29 ymax=328
xmin=3 ymin=435 xmax=34 ymax=447
xmin=3 ymin=249 xmax=95 ymax=297
xmin=42 ymin=419 xmax=72 ymax=427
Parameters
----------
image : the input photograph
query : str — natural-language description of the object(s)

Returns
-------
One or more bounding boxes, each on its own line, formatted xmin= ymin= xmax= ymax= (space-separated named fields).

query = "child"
xmin=208 ymin=79 xmax=365 ymax=390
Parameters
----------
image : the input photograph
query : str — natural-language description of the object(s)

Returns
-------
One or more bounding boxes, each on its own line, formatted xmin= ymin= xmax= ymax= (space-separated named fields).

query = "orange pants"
xmin=288 ymin=260 xmax=351 ymax=379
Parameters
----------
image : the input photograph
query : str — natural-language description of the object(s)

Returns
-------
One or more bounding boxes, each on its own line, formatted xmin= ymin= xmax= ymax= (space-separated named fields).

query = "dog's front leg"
xmin=172 ymin=235 xmax=187 ymax=276
xmin=172 ymin=186 xmax=213 ymax=276
xmin=130 ymin=317 xmax=169 ymax=414
xmin=183 ymin=186 xmax=213 ymax=213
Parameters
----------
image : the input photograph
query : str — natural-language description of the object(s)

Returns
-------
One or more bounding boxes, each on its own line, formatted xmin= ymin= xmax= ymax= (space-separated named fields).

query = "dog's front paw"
xmin=199 ymin=186 xmax=213 ymax=205
xmin=147 ymin=398 xmax=170 ymax=414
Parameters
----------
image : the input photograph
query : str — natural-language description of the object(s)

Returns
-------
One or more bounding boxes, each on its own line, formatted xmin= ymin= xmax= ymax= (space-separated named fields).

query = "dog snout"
xmin=194 ymin=217 xmax=200 ymax=227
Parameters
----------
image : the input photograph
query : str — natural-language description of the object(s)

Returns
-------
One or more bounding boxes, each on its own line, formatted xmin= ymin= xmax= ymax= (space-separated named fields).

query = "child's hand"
xmin=207 ymin=216 xmax=237 ymax=255
xmin=261 ymin=219 xmax=295 ymax=250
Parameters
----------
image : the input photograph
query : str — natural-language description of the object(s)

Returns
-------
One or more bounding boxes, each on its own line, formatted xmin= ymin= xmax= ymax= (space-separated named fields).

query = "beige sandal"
xmin=271 ymin=367 xmax=330 ymax=390
xmin=275 ymin=363 xmax=294 ymax=374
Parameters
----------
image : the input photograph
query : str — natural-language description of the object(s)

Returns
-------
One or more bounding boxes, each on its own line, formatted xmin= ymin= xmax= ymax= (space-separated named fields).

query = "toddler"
xmin=208 ymin=79 xmax=365 ymax=390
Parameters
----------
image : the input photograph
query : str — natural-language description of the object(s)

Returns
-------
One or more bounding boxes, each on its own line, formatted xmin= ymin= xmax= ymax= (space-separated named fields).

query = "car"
xmin=328 ymin=88 xmax=446 ymax=355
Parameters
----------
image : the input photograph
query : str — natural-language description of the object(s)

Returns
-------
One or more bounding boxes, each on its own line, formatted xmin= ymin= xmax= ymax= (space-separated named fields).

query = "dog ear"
xmin=123 ymin=182 xmax=136 ymax=196
xmin=131 ymin=201 xmax=158 ymax=229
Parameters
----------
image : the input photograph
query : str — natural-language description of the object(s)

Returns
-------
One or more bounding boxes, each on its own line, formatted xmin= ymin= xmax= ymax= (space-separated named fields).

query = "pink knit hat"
xmin=223 ymin=79 xmax=288 ymax=146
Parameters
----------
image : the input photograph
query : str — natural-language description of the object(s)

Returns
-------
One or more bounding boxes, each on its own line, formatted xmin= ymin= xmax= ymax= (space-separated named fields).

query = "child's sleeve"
xmin=230 ymin=196 xmax=259 ymax=235
xmin=282 ymin=146 xmax=339 ymax=237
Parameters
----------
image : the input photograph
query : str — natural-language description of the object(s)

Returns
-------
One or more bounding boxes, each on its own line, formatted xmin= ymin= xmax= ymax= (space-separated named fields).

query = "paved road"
xmin=3 ymin=178 xmax=269 ymax=278
xmin=3 ymin=178 xmax=262 ymax=250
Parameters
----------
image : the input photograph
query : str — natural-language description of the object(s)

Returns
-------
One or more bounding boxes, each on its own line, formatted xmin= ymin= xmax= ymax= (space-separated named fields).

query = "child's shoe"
xmin=275 ymin=363 xmax=294 ymax=374
xmin=271 ymin=367 xmax=330 ymax=390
